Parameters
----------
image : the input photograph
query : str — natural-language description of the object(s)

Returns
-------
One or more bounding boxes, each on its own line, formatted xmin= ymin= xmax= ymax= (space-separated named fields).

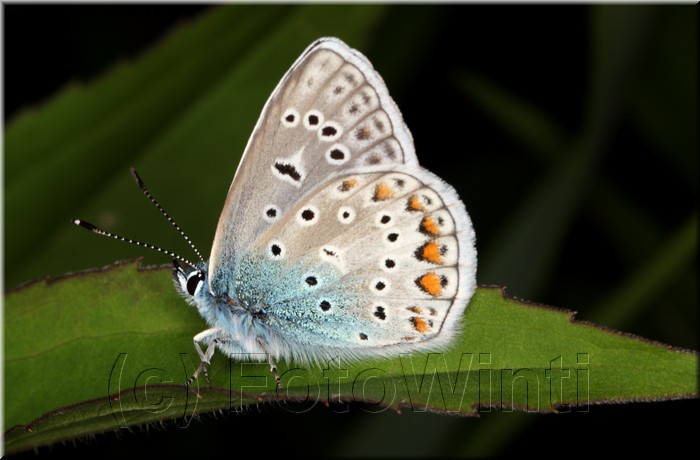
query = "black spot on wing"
xmin=274 ymin=162 xmax=301 ymax=182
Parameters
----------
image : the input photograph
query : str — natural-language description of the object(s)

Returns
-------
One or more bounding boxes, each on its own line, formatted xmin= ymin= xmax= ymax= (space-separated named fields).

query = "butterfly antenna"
xmin=72 ymin=218 xmax=200 ymax=269
xmin=129 ymin=167 xmax=206 ymax=265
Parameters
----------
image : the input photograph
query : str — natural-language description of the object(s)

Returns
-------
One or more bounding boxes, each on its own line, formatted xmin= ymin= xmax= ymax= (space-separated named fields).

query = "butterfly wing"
xmin=239 ymin=168 xmax=476 ymax=362
xmin=209 ymin=38 xmax=419 ymax=295
xmin=207 ymin=37 xmax=477 ymax=362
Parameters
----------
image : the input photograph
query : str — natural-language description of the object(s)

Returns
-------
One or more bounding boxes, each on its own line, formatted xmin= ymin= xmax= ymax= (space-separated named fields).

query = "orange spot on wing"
xmin=406 ymin=306 xmax=423 ymax=314
xmin=419 ymin=241 xmax=444 ymax=264
xmin=340 ymin=178 xmax=358 ymax=191
xmin=410 ymin=317 xmax=431 ymax=333
xmin=416 ymin=272 xmax=444 ymax=296
xmin=373 ymin=182 xmax=394 ymax=201
xmin=356 ymin=126 xmax=372 ymax=140
xmin=420 ymin=216 xmax=440 ymax=235
xmin=408 ymin=194 xmax=425 ymax=212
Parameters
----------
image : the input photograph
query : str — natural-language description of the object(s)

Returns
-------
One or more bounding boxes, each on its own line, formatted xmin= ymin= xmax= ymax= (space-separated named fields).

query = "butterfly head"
xmin=172 ymin=259 xmax=209 ymax=304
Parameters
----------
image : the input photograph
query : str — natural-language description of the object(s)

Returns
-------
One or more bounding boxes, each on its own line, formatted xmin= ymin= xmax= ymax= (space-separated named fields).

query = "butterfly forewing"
xmin=209 ymin=39 xmax=418 ymax=294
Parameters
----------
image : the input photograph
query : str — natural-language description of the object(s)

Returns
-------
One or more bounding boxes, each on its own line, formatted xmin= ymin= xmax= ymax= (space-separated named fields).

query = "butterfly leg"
xmin=186 ymin=327 xmax=223 ymax=386
xmin=256 ymin=336 xmax=283 ymax=390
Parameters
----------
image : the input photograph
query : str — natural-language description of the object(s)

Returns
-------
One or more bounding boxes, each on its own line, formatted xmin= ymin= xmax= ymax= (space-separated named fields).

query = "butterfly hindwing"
xmin=238 ymin=167 xmax=476 ymax=360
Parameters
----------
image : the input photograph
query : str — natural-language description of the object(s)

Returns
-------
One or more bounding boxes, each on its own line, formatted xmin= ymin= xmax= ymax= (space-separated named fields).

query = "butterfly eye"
xmin=187 ymin=271 xmax=205 ymax=296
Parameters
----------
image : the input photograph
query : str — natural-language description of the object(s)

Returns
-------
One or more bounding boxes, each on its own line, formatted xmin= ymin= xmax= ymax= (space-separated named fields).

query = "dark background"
xmin=4 ymin=4 xmax=697 ymax=457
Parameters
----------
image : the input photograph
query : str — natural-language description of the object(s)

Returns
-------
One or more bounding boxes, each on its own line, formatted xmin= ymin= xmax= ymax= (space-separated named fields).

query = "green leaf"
xmin=4 ymin=262 xmax=697 ymax=454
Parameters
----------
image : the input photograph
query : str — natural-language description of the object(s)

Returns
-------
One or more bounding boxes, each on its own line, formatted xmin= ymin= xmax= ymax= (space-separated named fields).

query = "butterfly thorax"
xmin=173 ymin=259 xmax=291 ymax=358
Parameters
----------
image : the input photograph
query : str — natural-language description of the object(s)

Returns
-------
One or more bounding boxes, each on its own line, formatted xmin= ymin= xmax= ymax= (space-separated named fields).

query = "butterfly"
xmin=75 ymin=37 xmax=477 ymax=389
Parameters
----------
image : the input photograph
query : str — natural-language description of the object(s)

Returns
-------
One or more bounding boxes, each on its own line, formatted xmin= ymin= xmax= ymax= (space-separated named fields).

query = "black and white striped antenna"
xmin=72 ymin=167 xmax=204 ymax=269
